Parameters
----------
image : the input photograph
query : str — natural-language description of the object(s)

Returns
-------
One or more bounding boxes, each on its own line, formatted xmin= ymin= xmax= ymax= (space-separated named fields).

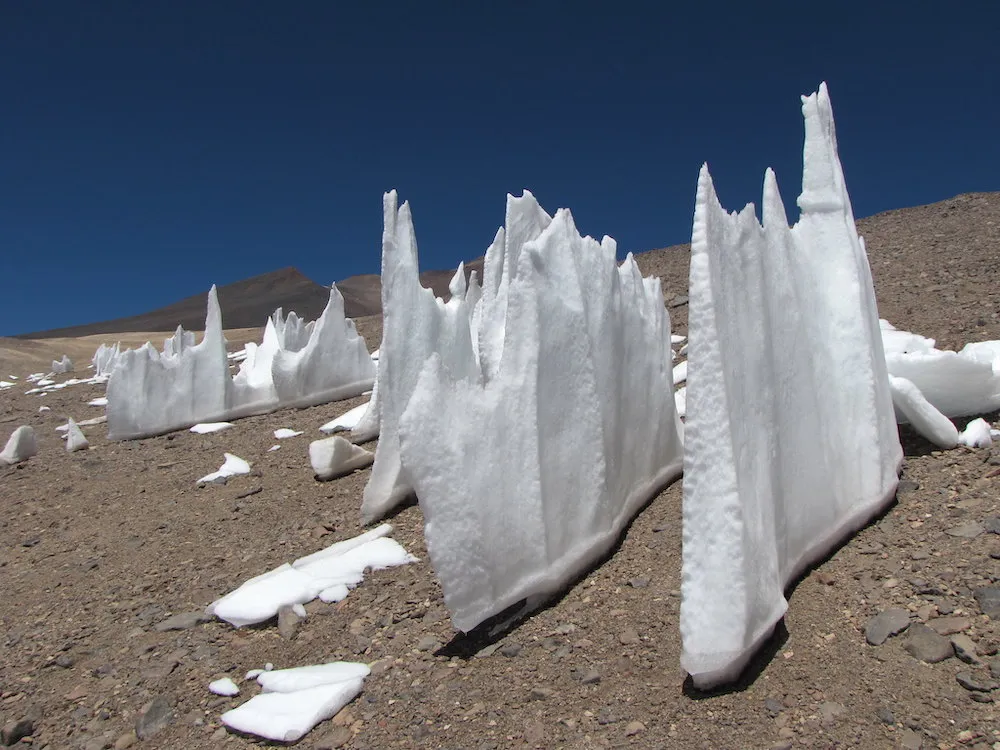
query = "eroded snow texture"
xmin=384 ymin=189 xmax=683 ymax=632
xmin=273 ymin=428 xmax=303 ymax=439
xmin=107 ymin=286 xmax=374 ymax=440
xmin=959 ymin=418 xmax=993 ymax=448
xmin=680 ymin=83 xmax=902 ymax=689
xmin=208 ymin=524 xmax=416 ymax=627
xmin=51 ymin=355 xmax=73 ymax=374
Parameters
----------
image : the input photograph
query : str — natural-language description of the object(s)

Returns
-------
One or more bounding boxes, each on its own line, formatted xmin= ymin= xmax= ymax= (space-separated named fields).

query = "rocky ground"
xmin=1 ymin=192 xmax=1000 ymax=750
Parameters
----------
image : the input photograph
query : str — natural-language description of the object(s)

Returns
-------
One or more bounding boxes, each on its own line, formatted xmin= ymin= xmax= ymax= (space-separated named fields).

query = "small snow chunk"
xmin=265 ymin=663 xmax=274 ymax=671
xmin=51 ymin=355 xmax=74 ymax=374
xmin=36 ymin=379 xmax=55 ymax=386
xmin=256 ymin=662 xmax=370 ymax=693
xmin=38 ymin=406 xmax=50 ymax=413
xmin=88 ymin=397 xmax=108 ymax=407
xmin=56 ymin=416 xmax=106 ymax=432
xmin=674 ymin=386 xmax=687 ymax=418
xmin=65 ymin=419 xmax=90 ymax=452
xmin=309 ymin=436 xmax=374 ymax=480
xmin=959 ymin=418 xmax=993 ymax=448
xmin=209 ymin=524 xmax=415 ymax=627
xmin=221 ymin=679 xmax=364 ymax=743
xmin=319 ymin=402 xmax=370 ymax=434
xmin=292 ymin=603 xmax=307 ymax=618
xmin=190 ymin=422 xmax=234 ymax=434
xmin=268 ymin=444 xmax=281 ymax=451
xmin=245 ymin=669 xmax=265 ymax=680
xmin=209 ymin=677 xmax=240 ymax=696
xmin=673 ymin=360 xmax=688 ymax=386
xmin=889 ymin=375 xmax=959 ymax=449
xmin=0 ymin=426 xmax=38 ymax=465
xmin=0 ymin=380 xmax=13 ymax=389
xmin=198 ymin=453 xmax=251 ymax=485
xmin=671 ymin=334 xmax=686 ymax=344
xmin=273 ymin=428 xmax=303 ymax=439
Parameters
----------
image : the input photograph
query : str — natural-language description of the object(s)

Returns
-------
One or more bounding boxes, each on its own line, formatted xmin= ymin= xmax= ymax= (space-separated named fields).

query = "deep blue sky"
xmin=3 ymin=2 xmax=998 ymax=335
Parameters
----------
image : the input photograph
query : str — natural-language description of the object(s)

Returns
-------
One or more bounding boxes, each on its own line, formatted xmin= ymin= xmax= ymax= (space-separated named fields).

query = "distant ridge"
xmin=16 ymin=259 xmax=486 ymax=339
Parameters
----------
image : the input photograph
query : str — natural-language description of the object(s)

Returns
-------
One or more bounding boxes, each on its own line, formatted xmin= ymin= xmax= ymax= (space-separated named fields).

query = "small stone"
xmin=990 ymin=660 xmax=1000 ymax=679
xmin=815 ymin=571 xmax=836 ymax=586
xmin=876 ymin=707 xmax=895 ymax=725
xmin=580 ymin=669 xmax=601 ymax=685
xmin=903 ymin=623 xmax=953 ymax=663
xmin=416 ymin=635 xmax=440 ymax=652
xmin=499 ymin=642 xmax=522 ymax=658
xmin=984 ymin=516 xmax=1000 ymax=534
xmin=764 ymin=698 xmax=784 ymax=716
xmin=113 ymin=733 xmax=137 ymax=750
xmin=896 ymin=480 xmax=919 ymax=493
xmin=135 ymin=695 xmax=173 ymax=739
xmin=973 ymin=587 xmax=1000 ymax=618
xmin=596 ymin=707 xmax=618 ymax=725
xmin=669 ymin=295 xmax=689 ymax=308
xmin=475 ymin=644 xmax=499 ymax=659
xmin=618 ymin=628 xmax=640 ymax=645
xmin=1 ymin=717 xmax=34 ymax=746
xmin=865 ymin=609 xmax=911 ymax=645
xmin=153 ymin=611 xmax=208 ymax=632
xmin=946 ymin=521 xmax=985 ymax=538
xmin=900 ymin=729 xmax=923 ymax=749
xmin=277 ymin=605 xmax=302 ymax=640
xmin=951 ymin=634 xmax=983 ymax=665
xmin=818 ymin=701 xmax=845 ymax=725
xmin=624 ymin=720 xmax=645 ymax=736
xmin=927 ymin=616 xmax=971 ymax=635
xmin=314 ymin=726 xmax=353 ymax=749
xmin=956 ymin=671 xmax=998 ymax=692
xmin=529 ymin=686 xmax=555 ymax=700
xmin=628 ymin=577 xmax=650 ymax=589
xmin=54 ymin=654 xmax=74 ymax=668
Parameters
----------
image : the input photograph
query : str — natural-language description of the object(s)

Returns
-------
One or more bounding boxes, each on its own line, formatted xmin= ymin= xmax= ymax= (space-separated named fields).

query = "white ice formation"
xmin=208 ymin=524 xmax=416 ymax=628
xmin=65 ymin=418 xmax=89 ymax=452
xmin=309 ymin=436 xmax=374 ymax=481
xmin=106 ymin=285 xmax=374 ymax=440
xmin=197 ymin=453 xmax=250 ymax=484
xmin=377 ymin=189 xmax=683 ymax=632
xmin=190 ymin=422 xmax=233 ymax=434
xmin=319 ymin=402 xmax=370 ymax=435
xmin=358 ymin=201 xmax=481 ymax=522
xmin=221 ymin=662 xmax=369 ymax=743
xmin=273 ymin=428 xmax=303 ymax=439
xmin=88 ymin=397 xmax=108 ymax=407
xmin=0 ymin=426 xmax=38 ymax=465
xmin=680 ymin=84 xmax=902 ymax=690
xmin=51 ymin=355 xmax=74 ymax=374
xmin=959 ymin=417 xmax=993 ymax=448
xmin=208 ymin=678 xmax=240 ymax=697
xmin=92 ymin=343 xmax=122 ymax=378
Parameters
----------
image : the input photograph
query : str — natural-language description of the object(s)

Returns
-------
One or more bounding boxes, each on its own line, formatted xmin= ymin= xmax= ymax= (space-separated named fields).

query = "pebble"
xmin=153 ymin=611 xmax=208 ymax=632
xmin=134 ymin=695 xmax=173 ymax=739
xmin=113 ymin=732 xmax=136 ymax=749
xmin=624 ymin=720 xmax=645 ymax=736
xmin=897 ymin=480 xmax=919 ymax=493
xmin=951 ymin=634 xmax=983 ymax=665
xmin=945 ymin=521 xmax=984 ymax=538
xmin=277 ymin=604 xmax=302 ymax=640
xmin=499 ymin=642 xmax=522 ymax=658
xmin=984 ymin=516 xmax=1000 ymax=534
xmin=618 ymin=628 xmax=640 ymax=645
xmin=903 ymin=624 xmax=953 ymax=663
xmin=900 ymin=729 xmax=923 ymax=749
xmin=865 ymin=608 xmax=910 ymax=645
xmin=580 ymin=669 xmax=602 ymax=685
xmin=926 ymin=615 xmax=971 ymax=635
xmin=1 ymin=717 xmax=34 ymax=746
xmin=416 ymin=635 xmax=440 ymax=652
xmin=314 ymin=726 xmax=353 ymax=749
xmin=529 ymin=686 xmax=555 ymax=700
xmin=875 ymin=706 xmax=895 ymax=725
xmin=973 ymin=587 xmax=1000 ymax=618
xmin=955 ymin=671 xmax=998 ymax=692
xmin=818 ymin=701 xmax=845 ymax=725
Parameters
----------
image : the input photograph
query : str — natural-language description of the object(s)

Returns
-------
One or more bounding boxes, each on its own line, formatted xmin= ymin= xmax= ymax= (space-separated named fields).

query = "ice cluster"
xmin=106 ymin=285 xmax=374 ymax=440
xmin=880 ymin=319 xmax=1000 ymax=448
xmin=51 ymin=355 xmax=73 ymax=374
xmin=680 ymin=83 xmax=903 ymax=689
xmin=369 ymin=189 xmax=683 ymax=632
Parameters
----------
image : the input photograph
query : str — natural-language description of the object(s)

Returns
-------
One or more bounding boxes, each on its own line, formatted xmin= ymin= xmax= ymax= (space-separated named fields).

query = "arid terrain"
xmin=2 ymin=192 xmax=1000 ymax=750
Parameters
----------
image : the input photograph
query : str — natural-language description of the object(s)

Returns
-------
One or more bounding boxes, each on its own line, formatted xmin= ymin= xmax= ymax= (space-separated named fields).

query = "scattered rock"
xmin=618 ymin=628 xmax=640 ymax=645
xmin=818 ymin=701 xmax=845 ymax=725
xmin=580 ymin=669 xmax=602 ymax=685
xmin=764 ymin=698 xmax=784 ymax=716
xmin=896 ymin=480 xmax=919 ymax=493
xmin=973 ymin=587 xmax=1000 ymax=618
xmin=596 ymin=707 xmax=619 ymax=725
xmin=475 ymin=643 xmax=499 ymax=659
xmin=1 ymin=717 xmax=34 ymax=746
xmin=624 ymin=720 xmax=645 ymax=736
xmin=415 ymin=635 xmax=440 ymax=652
xmin=113 ymin=733 xmax=136 ymax=750
xmin=945 ymin=521 xmax=984 ymax=538
xmin=903 ymin=624 xmax=953 ymax=663
xmin=499 ymin=642 xmax=522 ymax=658
xmin=277 ymin=605 xmax=302 ymax=640
xmin=875 ymin=707 xmax=895 ymax=725
xmin=865 ymin=608 xmax=910 ymax=645
xmin=134 ymin=695 xmax=173 ymax=739
xmin=153 ymin=611 xmax=208 ymax=632
xmin=628 ymin=577 xmax=650 ymax=589
xmin=926 ymin=615 xmax=971 ymax=635
xmin=900 ymin=728 xmax=923 ymax=749
xmin=955 ymin=671 xmax=998 ymax=692
xmin=314 ymin=726 xmax=353 ymax=749
xmin=529 ymin=686 xmax=555 ymax=700
xmin=984 ymin=516 xmax=1000 ymax=534
xmin=951 ymin=634 xmax=983 ymax=665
